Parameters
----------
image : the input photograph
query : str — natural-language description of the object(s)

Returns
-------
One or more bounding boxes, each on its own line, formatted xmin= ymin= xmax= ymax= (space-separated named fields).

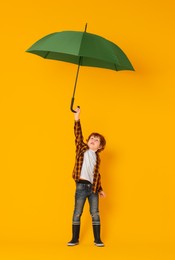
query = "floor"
xmin=1 ymin=239 xmax=175 ymax=260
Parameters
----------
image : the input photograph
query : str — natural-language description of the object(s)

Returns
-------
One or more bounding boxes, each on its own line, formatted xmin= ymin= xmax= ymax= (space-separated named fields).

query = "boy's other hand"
xmin=99 ymin=191 xmax=106 ymax=198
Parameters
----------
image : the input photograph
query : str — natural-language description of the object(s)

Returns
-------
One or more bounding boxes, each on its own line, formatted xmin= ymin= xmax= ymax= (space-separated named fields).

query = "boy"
xmin=67 ymin=107 xmax=106 ymax=247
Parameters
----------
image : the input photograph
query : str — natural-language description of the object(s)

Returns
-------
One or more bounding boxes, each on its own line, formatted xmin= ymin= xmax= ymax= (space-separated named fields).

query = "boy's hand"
xmin=74 ymin=107 xmax=80 ymax=121
xmin=99 ymin=191 xmax=106 ymax=198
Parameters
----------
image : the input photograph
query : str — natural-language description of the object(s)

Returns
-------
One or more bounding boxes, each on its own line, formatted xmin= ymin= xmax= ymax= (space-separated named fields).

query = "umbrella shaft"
xmin=72 ymin=59 xmax=81 ymax=98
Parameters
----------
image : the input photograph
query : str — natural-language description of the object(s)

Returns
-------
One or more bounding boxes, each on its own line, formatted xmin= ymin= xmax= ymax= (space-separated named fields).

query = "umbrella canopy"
xmin=26 ymin=24 xmax=134 ymax=112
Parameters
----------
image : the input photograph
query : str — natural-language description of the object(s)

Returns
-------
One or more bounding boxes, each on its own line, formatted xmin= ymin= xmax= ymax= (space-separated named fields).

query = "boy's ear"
xmin=98 ymin=145 xmax=102 ymax=150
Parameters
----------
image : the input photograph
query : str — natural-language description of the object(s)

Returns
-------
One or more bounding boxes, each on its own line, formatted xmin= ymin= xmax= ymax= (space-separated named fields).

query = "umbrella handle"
xmin=70 ymin=97 xmax=80 ymax=113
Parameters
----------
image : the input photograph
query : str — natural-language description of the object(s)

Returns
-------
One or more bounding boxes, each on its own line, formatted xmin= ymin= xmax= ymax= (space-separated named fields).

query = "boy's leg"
xmin=92 ymin=225 xmax=104 ymax=247
xmin=67 ymin=183 xmax=87 ymax=246
xmin=67 ymin=224 xmax=80 ymax=246
xmin=88 ymin=192 xmax=104 ymax=247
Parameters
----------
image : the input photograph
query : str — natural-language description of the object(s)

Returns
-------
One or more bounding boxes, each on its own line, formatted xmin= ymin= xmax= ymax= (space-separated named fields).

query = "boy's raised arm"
xmin=74 ymin=107 xmax=80 ymax=121
xmin=74 ymin=107 xmax=84 ymax=148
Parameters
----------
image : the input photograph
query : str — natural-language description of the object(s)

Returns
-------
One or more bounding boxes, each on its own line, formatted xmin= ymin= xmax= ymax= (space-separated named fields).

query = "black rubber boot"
xmin=67 ymin=225 xmax=80 ymax=246
xmin=93 ymin=225 xmax=104 ymax=247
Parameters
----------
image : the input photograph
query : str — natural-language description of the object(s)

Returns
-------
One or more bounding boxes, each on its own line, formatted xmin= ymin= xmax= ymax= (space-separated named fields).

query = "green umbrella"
xmin=26 ymin=24 xmax=134 ymax=112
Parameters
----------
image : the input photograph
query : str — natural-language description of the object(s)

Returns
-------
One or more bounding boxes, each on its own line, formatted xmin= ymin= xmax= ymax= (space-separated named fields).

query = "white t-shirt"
xmin=80 ymin=149 xmax=97 ymax=184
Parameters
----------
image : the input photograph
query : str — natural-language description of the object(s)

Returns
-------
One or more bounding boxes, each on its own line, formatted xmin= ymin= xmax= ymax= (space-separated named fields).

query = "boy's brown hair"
xmin=87 ymin=133 xmax=106 ymax=152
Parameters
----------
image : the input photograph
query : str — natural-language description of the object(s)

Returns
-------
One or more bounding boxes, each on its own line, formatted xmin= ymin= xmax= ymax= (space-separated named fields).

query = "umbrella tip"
xmin=84 ymin=23 xmax=88 ymax=32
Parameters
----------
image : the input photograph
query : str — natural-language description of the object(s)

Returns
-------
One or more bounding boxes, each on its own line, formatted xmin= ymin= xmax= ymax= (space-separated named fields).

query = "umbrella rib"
xmin=43 ymin=51 xmax=50 ymax=59
xmin=114 ymin=63 xmax=119 ymax=71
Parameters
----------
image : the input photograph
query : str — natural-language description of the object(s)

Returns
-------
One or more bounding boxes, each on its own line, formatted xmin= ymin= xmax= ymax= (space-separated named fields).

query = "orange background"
xmin=0 ymin=0 xmax=175 ymax=259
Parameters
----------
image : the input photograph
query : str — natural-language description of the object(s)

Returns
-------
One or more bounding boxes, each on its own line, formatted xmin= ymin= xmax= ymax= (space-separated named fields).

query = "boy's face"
xmin=87 ymin=135 xmax=101 ymax=152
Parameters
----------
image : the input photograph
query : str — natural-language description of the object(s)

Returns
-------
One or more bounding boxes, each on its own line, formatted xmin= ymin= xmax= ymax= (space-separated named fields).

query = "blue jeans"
xmin=72 ymin=183 xmax=100 ymax=225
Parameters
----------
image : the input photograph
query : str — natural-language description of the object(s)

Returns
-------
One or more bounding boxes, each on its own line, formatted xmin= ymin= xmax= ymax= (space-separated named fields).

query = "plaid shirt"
xmin=72 ymin=120 xmax=103 ymax=193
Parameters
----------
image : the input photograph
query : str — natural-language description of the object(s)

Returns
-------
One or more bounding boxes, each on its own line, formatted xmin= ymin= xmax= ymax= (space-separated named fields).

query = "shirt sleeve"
xmin=74 ymin=120 xmax=84 ymax=152
xmin=97 ymin=174 xmax=103 ymax=192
